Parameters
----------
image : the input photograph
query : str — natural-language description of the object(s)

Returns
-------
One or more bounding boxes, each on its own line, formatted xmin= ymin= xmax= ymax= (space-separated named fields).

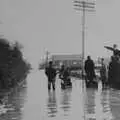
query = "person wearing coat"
xmin=108 ymin=56 xmax=118 ymax=87
xmin=84 ymin=56 xmax=96 ymax=83
xmin=45 ymin=61 xmax=57 ymax=90
xmin=100 ymin=58 xmax=107 ymax=87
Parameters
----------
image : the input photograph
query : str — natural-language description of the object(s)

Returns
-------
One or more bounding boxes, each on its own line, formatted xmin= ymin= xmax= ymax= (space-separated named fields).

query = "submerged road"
xmin=1 ymin=70 xmax=120 ymax=120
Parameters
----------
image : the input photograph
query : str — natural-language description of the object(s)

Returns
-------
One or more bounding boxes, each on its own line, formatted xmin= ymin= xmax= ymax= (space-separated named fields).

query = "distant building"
xmin=51 ymin=54 xmax=82 ymax=69
xmin=95 ymin=57 xmax=110 ymax=67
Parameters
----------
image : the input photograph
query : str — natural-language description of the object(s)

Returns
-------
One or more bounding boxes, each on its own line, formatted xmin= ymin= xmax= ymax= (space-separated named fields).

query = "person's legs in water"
xmin=87 ymin=72 xmax=91 ymax=82
xmin=102 ymin=76 xmax=106 ymax=88
xmin=52 ymin=79 xmax=55 ymax=90
xmin=48 ymin=78 xmax=52 ymax=90
xmin=89 ymin=72 xmax=94 ymax=84
xmin=48 ymin=81 xmax=51 ymax=90
xmin=67 ymin=78 xmax=72 ymax=86
xmin=85 ymin=72 xmax=90 ymax=86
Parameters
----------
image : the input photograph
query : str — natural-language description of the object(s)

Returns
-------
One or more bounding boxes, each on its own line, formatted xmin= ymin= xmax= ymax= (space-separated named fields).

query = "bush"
xmin=0 ymin=38 xmax=31 ymax=89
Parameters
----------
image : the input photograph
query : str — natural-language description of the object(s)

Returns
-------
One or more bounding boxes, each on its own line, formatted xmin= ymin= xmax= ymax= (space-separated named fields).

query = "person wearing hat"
xmin=45 ymin=61 xmax=57 ymax=90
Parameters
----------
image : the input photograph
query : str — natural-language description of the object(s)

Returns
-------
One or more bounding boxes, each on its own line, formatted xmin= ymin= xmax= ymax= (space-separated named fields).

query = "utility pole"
xmin=73 ymin=0 xmax=95 ymax=79
xmin=73 ymin=1 xmax=95 ymax=120
xmin=45 ymin=51 xmax=49 ymax=67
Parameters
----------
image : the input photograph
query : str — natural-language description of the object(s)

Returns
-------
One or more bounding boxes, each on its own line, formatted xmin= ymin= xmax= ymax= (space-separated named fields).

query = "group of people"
xmin=45 ymin=53 xmax=120 ymax=90
xmin=85 ymin=54 xmax=120 ymax=88
xmin=45 ymin=61 xmax=71 ymax=90
xmin=84 ymin=56 xmax=109 ymax=87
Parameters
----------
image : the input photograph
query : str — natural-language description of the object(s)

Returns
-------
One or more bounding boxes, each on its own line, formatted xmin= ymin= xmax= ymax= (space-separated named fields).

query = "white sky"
xmin=0 ymin=0 xmax=120 ymax=67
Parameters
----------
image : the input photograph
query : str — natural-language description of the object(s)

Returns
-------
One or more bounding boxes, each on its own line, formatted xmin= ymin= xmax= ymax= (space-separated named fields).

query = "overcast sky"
xmin=0 ymin=0 xmax=120 ymax=67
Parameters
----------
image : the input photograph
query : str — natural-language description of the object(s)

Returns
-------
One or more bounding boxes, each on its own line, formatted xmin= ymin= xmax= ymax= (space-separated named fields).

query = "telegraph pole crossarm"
xmin=74 ymin=4 xmax=95 ymax=8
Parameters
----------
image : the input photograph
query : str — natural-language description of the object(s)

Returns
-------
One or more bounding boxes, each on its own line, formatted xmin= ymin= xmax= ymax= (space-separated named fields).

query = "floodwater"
xmin=1 ymin=70 xmax=120 ymax=120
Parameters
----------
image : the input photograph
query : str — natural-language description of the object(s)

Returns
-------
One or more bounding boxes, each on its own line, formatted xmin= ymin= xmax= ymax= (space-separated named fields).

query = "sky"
xmin=0 ymin=0 xmax=120 ymax=68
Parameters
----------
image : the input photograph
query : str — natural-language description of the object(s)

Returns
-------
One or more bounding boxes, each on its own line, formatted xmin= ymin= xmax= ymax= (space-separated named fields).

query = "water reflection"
xmin=109 ymin=89 xmax=120 ymax=119
xmin=85 ymin=84 xmax=113 ymax=120
xmin=94 ymin=88 xmax=104 ymax=120
xmin=102 ymin=90 xmax=113 ymax=120
xmin=0 ymin=87 xmax=27 ymax=120
xmin=85 ymin=89 xmax=96 ymax=119
xmin=60 ymin=89 xmax=72 ymax=116
xmin=47 ymin=90 xmax=57 ymax=117
xmin=21 ymin=71 xmax=120 ymax=120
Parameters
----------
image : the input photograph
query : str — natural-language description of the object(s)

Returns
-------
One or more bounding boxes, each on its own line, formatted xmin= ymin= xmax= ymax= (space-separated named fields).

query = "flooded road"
xmin=0 ymin=85 xmax=27 ymax=120
xmin=1 ymin=70 xmax=120 ymax=119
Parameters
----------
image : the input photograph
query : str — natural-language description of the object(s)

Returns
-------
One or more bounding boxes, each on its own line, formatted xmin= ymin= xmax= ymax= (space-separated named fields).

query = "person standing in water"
xmin=100 ymin=58 xmax=107 ymax=88
xmin=45 ymin=61 xmax=57 ymax=90
xmin=59 ymin=64 xmax=65 ymax=79
xmin=84 ymin=56 xmax=96 ymax=83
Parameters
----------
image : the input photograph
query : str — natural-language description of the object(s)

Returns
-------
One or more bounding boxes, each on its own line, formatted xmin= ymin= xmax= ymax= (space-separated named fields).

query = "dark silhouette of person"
xmin=84 ymin=56 xmax=96 ymax=83
xmin=117 ymin=58 xmax=120 ymax=85
xmin=0 ymin=69 xmax=4 ymax=89
xmin=63 ymin=67 xmax=71 ymax=85
xmin=45 ymin=61 xmax=56 ymax=90
xmin=63 ymin=67 xmax=70 ymax=80
xmin=59 ymin=66 xmax=72 ymax=88
xmin=113 ymin=44 xmax=120 ymax=57
xmin=104 ymin=44 xmax=120 ymax=57
xmin=100 ymin=58 xmax=107 ymax=87
xmin=108 ymin=56 xmax=118 ymax=87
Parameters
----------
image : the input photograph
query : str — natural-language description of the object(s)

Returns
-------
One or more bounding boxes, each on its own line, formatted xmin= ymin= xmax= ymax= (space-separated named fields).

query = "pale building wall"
xmin=51 ymin=54 xmax=82 ymax=68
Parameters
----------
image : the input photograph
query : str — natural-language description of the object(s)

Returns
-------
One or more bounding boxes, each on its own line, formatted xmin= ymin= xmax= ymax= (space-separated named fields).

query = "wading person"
xmin=59 ymin=65 xmax=65 ymax=80
xmin=63 ymin=67 xmax=71 ymax=85
xmin=108 ymin=56 xmax=118 ymax=87
xmin=84 ymin=56 xmax=96 ymax=84
xmin=100 ymin=58 xmax=107 ymax=88
xmin=60 ymin=67 xmax=72 ymax=89
xmin=45 ymin=61 xmax=56 ymax=90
